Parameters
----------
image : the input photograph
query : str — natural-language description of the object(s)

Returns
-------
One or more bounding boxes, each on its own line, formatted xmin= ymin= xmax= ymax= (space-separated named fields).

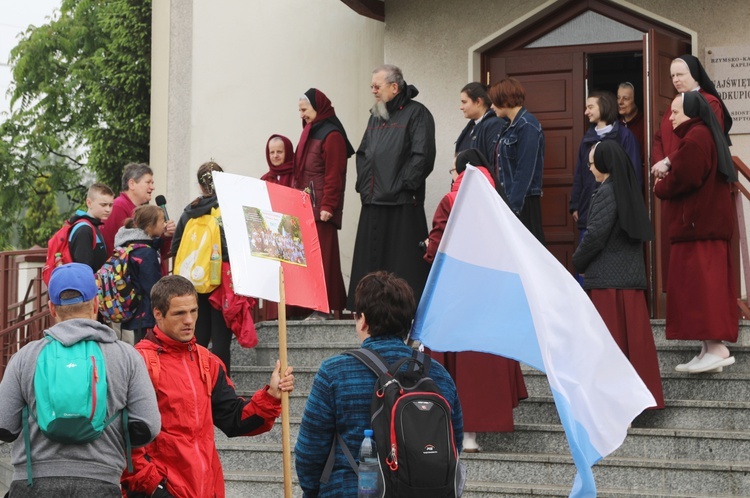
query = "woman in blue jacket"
xmin=488 ymin=78 xmax=546 ymax=244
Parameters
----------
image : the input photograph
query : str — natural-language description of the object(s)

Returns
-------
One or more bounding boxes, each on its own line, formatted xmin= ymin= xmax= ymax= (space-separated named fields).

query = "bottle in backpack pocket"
xmin=209 ymin=244 xmax=221 ymax=285
xmin=358 ymin=429 xmax=384 ymax=498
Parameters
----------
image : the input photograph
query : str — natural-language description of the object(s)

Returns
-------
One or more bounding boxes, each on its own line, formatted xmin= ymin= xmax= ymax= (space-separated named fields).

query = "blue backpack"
xmin=22 ymin=335 xmax=132 ymax=485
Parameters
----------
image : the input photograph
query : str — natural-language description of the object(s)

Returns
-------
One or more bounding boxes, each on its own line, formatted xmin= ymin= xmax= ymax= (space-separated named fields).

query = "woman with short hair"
xmin=488 ymin=78 xmax=546 ymax=243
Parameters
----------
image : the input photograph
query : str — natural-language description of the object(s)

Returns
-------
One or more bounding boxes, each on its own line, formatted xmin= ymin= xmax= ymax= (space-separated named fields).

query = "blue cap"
xmin=364 ymin=429 xmax=373 ymax=437
xmin=48 ymin=263 xmax=99 ymax=306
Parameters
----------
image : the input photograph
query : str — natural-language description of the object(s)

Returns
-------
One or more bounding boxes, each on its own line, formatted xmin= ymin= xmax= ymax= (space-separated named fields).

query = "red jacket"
xmin=121 ymin=327 xmax=281 ymax=498
xmin=424 ymin=168 xmax=495 ymax=263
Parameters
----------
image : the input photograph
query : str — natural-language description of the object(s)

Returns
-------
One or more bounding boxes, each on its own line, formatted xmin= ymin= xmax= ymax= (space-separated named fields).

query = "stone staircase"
xmin=2 ymin=319 xmax=749 ymax=497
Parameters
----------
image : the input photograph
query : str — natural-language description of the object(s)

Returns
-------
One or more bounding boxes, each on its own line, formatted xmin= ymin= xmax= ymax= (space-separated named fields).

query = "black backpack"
xmin=322 ymin=348 xmax=464 ymax=497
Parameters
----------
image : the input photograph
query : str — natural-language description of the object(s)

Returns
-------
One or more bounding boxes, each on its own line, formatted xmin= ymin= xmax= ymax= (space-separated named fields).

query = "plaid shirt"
xmin=294 ymin=335 xmax=463 ymax=497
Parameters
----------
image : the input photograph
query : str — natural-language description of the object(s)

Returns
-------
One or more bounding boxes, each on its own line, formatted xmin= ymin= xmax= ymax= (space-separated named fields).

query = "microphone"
xmin=155 ymin=195 xmax=170 ymax=221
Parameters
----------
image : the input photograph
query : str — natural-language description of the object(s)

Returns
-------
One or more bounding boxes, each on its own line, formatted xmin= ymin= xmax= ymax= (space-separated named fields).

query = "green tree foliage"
xmin=0 ymin=0 xmax=151 ymax=249
xmin=20 ymin=177 xmax=62 ymax=249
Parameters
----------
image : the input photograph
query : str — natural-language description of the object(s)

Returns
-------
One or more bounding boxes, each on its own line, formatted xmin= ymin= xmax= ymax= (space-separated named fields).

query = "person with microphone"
xmin=100 ymin=163 xmax=175 ymax=275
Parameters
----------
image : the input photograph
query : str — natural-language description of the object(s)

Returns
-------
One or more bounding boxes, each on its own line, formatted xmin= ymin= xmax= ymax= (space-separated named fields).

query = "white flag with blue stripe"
xmin=411 ymin=166 xmax=656 ymax=497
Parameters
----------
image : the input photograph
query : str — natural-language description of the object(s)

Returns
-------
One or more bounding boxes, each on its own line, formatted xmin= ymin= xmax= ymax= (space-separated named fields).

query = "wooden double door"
xmin=484 ymin=30 xmax=689 ymax=317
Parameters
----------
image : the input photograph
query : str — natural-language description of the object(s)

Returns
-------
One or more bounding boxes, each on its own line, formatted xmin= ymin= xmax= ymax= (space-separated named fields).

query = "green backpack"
xmin=22 ymin=335 xmax=132 ymax=485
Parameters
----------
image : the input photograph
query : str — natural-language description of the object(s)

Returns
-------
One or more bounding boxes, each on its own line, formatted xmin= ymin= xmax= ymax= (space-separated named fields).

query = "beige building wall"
xmin=152 ymin=0 xmax=749 ymax=296
xmin=383 ymin=0 xmax=750 ymax=218
xmin=151 ymin=0 xmax=384 ymax=283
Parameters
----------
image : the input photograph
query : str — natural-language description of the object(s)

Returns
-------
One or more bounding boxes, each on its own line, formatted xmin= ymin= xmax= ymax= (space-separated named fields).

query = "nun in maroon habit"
xmin=654 ymin=91 xmax=737 ymax=373
xmin=294 ymin=88 xmax=354 ymax=318
xmin=262 ymin=134 xmax=295 ymax=187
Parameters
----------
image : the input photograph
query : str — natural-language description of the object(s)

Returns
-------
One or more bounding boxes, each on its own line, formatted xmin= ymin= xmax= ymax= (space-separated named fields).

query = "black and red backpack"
xmin=322 ymin=348 xmax=464 ymax=497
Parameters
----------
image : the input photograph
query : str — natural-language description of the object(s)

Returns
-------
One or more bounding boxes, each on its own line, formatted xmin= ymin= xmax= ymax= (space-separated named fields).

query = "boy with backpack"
xmin=42 ymin=183 xmax=115 ymax=285
xmin=295 ymin=271 xmax=464 ymax=497
xmin=0 ymin=263 xmax=161 ymax=497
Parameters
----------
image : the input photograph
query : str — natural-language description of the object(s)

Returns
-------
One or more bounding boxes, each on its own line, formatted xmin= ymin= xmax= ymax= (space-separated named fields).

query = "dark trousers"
xmin=10 ymin=476 xmax=120 ymax=497
xmin=196 ymin=292 xmax=233 ymax=377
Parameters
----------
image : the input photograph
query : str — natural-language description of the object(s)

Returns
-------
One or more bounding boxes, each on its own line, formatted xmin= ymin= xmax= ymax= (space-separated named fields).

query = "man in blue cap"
xmin=0 ymin=263 xmax=160 ymax=497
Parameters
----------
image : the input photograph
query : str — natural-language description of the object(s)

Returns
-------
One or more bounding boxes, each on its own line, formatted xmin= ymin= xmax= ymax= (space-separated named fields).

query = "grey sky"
xmin=0 ymin=0 xmax=61 ymax=117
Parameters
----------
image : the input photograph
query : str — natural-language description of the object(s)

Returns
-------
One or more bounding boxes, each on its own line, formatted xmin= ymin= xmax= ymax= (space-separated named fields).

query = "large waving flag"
xmin=412 ymin=166 xmax=656 ymax=497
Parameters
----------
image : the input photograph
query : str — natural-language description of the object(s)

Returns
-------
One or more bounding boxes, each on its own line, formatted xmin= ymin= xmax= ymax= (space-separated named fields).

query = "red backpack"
xmin=42 ymin=219 xmax=97 ymax=285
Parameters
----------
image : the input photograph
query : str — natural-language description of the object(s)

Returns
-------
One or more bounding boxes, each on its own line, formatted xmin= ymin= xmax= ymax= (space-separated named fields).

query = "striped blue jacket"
xmin=294 ymin=335 xmax=463 ymax=497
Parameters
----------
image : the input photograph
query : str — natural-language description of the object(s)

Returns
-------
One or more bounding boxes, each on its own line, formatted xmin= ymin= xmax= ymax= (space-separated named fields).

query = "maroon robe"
xmin=652 ymin=89 xmax=725 ymax=285
xmin=654 ymin=117 xmax=737 ymax=343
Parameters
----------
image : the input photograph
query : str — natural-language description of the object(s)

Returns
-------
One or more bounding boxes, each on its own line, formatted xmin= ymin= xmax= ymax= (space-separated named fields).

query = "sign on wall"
xmin=705 ymin=46 xmax=750 ymax=134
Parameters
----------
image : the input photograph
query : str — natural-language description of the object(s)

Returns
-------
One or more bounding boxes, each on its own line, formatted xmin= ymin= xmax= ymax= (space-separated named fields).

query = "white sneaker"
xmin=674 ymin=356 xmax=701 ymax=372
xmin=463 ymin=432 xmax=479 ymax=453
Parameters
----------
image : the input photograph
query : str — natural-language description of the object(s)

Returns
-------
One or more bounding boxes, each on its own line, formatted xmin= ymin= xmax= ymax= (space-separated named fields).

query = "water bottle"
xmin=209 ymin=244 xmax=221 ymax=285
xmin=358 ymin=429 xmax=384 ymax=497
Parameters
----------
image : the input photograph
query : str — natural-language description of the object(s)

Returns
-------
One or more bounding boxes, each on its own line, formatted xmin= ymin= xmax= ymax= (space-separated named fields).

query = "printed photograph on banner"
xmin=243 ymin=206 xmax=307 ymax=266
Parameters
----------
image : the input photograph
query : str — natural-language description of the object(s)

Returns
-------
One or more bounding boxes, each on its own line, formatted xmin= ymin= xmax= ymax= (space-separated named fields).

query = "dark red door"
xmin=486 ymin=49 xmax=585 ymax=270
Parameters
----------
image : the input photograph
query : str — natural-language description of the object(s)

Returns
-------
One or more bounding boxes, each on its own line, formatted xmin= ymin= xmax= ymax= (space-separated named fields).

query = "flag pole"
xmin=278 ymin=266 xmax=293 ymax=497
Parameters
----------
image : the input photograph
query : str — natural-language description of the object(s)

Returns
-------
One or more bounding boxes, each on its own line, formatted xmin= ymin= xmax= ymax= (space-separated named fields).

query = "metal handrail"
xmin=0 ymin=249 xmax=49 ymax=379
xmin=734 ymin=156 xmax=750 ymax=319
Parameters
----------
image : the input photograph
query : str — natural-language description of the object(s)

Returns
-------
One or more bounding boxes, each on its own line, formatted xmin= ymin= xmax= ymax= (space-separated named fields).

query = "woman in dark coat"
xmin=654 ymin=91 xmax=737 ymax=373
xmin=455 ymin=82 xmax=506 ymax=180
xmin=424 ymin=149 xmax=528 ymax=451
xmin=295 ymin=88 xmax=354 ymax=318
xmin=572 ymin=141 xmax=664 ymax=407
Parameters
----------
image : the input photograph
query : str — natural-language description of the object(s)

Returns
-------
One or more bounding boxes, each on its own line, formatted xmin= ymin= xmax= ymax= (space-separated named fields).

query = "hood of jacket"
xmin=45 ymin=318 xmax=118 ymax=346
xmin=385 ymin=84 xmax=419 ymax=114
xmin=183 ymin=195 xmax=219 ymax=219
xmin=114 ymin=227 xmax=153 ymax=248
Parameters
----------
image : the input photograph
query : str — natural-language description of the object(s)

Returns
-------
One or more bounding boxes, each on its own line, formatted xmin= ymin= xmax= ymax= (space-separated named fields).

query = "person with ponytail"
xmin=114 ymin=205 xmax=166 ymax=344
xmin=573 ymin=141 xmax=664 ymax=408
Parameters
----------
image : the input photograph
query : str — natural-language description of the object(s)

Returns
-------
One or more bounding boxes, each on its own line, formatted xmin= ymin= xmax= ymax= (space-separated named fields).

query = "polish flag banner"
xmin=212 ymin=171 xmax=328 ymax=311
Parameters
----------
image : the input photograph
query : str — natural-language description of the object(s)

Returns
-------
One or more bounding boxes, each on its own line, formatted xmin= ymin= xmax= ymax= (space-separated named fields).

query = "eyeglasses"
xmin=449 ymin=168 xmax=457 ymax=174
xmin=588 ymin=162 xmax=596 ymax=167
xmin=370 ymin=82 xmax=395 ymax=91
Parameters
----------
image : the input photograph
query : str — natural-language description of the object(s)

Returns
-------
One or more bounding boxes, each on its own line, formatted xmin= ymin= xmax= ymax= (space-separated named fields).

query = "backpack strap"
xmin=68 ymin=218 xmax=98 ymax=249
xmin=320 ymin=432 xmax=359 ymax=484
xmin=343 ymin=348 xmax=391 ymax=377
xmin=139 ymin=349 xmax=161 ymax=390
xmin=196 ymin=346 xmax=213 ymax=397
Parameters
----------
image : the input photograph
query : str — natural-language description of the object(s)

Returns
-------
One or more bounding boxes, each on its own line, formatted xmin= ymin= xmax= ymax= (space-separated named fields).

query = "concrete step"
xmin=657 ymin=345 xmax=750 ymax=373
xmin=518 ymin=368 xmax=750 ymax=402
xmin=223 ymin=468 xmax=741 ymax=498
xmin=650 ymin=320 xmax=750 ymax=347
xmin=218 ymin=444 xmax=750 ymax=496
xmin=217 ymin=416 xmax=750 ymax=465
xmin=233 ymin=364 xmax=750 ymax=404
xmin=516 ymin=395 xmax=750 ymax=432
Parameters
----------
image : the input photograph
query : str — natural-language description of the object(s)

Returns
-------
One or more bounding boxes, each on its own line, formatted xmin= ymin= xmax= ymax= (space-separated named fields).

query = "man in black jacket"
xmin=348 ymin=64 xmax=436 ymax=310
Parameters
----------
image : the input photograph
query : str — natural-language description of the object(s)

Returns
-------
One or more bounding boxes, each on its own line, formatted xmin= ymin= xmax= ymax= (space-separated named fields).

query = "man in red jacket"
xmin=121 ymin=275 xmax=295 ymax=498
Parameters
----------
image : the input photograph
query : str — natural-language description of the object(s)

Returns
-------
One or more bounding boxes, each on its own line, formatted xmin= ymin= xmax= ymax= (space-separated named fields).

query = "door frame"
xmin=477 ymin=0 xmax=696 ymax=318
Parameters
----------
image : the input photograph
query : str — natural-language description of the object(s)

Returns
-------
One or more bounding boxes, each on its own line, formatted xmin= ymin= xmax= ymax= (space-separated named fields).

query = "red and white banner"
xmin=212 ymin=171 xmax=328 ymax=311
